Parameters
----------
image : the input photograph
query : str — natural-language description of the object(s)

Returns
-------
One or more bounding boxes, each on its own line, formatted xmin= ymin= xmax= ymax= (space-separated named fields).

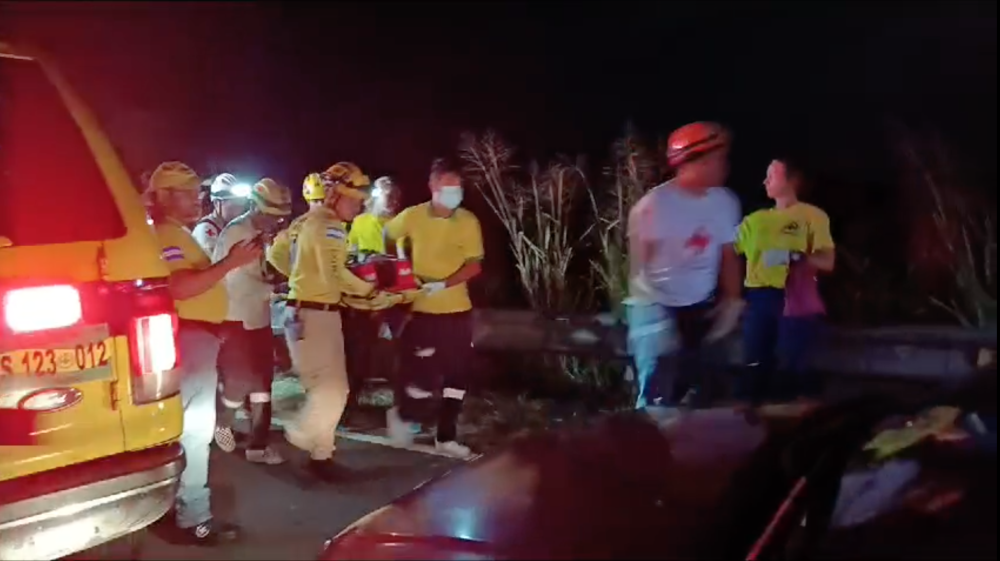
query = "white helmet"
xmin=209 ymin=173 xmax=251 ymax=201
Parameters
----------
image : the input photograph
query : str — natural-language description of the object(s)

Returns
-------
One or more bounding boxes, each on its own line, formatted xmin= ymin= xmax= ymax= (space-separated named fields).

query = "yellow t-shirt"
xmin=155 ymin=217 xmax=228 ymax=323
xmin=735 ymin=203 xmax=834 ymax=289
xmin=286 ymin=207 xmax=374 ymax=305
xmin=347 ymin=212 xmax=387 ymax=254
xmin=384 ymin=202 xmax=484 ymax=314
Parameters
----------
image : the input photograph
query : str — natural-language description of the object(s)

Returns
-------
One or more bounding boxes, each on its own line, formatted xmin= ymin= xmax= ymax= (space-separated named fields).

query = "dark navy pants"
xmin=738 ymin=288 xmax=785 ymax=403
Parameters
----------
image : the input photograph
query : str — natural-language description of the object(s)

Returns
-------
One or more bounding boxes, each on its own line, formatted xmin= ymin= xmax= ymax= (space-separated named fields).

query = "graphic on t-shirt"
xmin=684 ymin=227 xmax=712 ymax=256
xmin=781 ymin=221 xmax=800 ymax=235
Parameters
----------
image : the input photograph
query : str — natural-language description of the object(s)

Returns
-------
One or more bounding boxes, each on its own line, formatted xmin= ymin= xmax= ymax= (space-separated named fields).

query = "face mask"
xmin=434 ymin=186 xmax=463 ymax=210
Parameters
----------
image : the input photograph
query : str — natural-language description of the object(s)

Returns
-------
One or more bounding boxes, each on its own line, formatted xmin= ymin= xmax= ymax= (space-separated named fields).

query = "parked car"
xmin=1 ymin=41 xmax=184 ymax=560
xmin=319 ymin=372 xmax=995 ymax=560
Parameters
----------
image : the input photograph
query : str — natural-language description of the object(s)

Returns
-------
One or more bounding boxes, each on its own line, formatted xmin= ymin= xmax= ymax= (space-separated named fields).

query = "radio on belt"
xmin=348 ymin=246 xmax=418 ymax=293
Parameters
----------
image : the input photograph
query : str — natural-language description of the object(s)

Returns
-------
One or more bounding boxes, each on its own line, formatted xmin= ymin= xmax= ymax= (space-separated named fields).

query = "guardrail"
xmin=272 ymin=303 xmax=997 ymax=381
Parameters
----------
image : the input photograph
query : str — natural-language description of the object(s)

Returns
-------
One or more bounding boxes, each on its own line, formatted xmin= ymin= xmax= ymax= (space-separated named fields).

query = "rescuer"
xmin=212 ymin=178 xmax=294 ymax=465
xmin=192 ymin=173 xmax=251 ymax=257
xmin=626 ymin=122 xmax=744 ymax=409
xmin=144 ymin=161 xmax=260 ymax=544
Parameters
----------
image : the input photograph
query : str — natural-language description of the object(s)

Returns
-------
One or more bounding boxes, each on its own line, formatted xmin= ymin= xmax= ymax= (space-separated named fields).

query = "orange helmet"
xmin=666 ymin=122 xmax=731 ymax=167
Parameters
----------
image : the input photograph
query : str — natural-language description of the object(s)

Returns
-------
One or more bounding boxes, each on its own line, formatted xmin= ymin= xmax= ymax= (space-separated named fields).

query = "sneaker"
xmin=172 ymin=519 xmax=241 ymax=546
xmin=214 ymin=426 xmax=237 ymax=453
xmin=435 ymin=440 xmax=473 ymax=459
xmin=246 ymin=446 xmax=285 ymax=465
xmin=386 ymin=407 xmax=416 ymax=446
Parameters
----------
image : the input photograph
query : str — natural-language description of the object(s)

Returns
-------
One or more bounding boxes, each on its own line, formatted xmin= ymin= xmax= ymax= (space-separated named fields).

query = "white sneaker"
xmin=435 ymin=440 xmax=472 ymax=459
xmin=386 ymin=407 xmax=415 ymax=446
xmin=214 ymin=426 xmax=236 ymax=453
xmin=246 ymin=446 xmax=286 ymax=465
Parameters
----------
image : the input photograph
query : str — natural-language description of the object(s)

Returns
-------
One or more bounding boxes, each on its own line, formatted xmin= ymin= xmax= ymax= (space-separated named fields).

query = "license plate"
xmin=0 ymin=340 xmax=111 ymax=378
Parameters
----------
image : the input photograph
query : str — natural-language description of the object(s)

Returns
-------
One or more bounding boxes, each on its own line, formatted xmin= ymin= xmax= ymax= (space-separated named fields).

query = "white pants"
xmin=175 ymin=324 xmax=221 ymax=529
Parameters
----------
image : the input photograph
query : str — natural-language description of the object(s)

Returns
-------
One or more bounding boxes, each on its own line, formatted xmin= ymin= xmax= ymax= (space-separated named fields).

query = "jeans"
xmin=175 ymin=322 xmax=222 ymax=529
xmin=737 ymin=288 xmax=785 ymax=403
xmin=627 ymin=300 xmax=713 ymax=408
xmin=778 ymin=314 xmax=825 ymax=398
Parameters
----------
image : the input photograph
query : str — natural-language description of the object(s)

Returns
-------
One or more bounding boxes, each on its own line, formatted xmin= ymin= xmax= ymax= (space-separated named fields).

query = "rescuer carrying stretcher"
xmin=269 ymin=161 xmax=419 ymax=481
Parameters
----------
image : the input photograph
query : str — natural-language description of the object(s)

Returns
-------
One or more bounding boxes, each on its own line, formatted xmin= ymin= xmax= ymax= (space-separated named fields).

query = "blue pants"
xmin=738 ymin=288 xmax=785 ymax=403
xmin=778 ymin=315 xmax=825 ymax=398
xmin=627 ymin=300 xmax=713 ymax=408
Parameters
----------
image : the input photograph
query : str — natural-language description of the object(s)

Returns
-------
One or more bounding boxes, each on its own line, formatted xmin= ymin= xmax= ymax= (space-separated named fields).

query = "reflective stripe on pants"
xmin=285 ymin=308 xmax=349 ymax=460
xmin=175 ymin=324 xmax=221 ymax=529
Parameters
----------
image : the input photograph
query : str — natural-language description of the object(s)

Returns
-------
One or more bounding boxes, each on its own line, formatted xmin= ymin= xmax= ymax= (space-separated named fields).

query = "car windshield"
xmin=0 ymin=55 xmax=126 ymax=248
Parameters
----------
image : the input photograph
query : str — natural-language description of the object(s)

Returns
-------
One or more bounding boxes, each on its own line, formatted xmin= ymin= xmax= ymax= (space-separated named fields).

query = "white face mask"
xmin=433 ymin=186 xmax=463 ymax=210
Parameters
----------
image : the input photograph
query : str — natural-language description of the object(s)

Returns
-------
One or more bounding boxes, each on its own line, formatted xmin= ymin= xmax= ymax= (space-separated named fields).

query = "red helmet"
xmin=666 ymin=122 xmax=731 ymax=167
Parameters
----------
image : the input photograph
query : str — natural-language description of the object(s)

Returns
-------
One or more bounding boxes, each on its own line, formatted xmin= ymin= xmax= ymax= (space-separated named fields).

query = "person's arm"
xmin=806 ymin=209 xmax=836 ymax=273
xmin=167 ymin=256 xmax=239 ymax=301
xmin=627 ymin=197 xmax=652 ymax=279
xmin=383 ymin=207 xmax=411 ymax=256
xmin=445 ymin=214 xmax=484 ymax=287
xmin=317 ymin=223 xmax=375 ymax=297
xmin=717 ymin=192 xmax=744 ymax=301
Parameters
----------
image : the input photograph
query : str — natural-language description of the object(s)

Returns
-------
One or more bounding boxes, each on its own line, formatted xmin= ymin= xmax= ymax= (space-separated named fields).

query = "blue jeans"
xmin=738 ymin=288 xmax=785 ymax=403
xmin=778 ymin=315 xmax=825 ymax=398
xmin=627 ymin=300 xmax=714 ymax=408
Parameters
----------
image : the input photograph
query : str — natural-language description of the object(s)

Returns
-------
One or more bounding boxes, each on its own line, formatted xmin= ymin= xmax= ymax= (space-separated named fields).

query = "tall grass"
xmin=899 ymin=135 xmax=996 ymax=329
xmin=588 ymin=125 xmax=658 ymax=320
xmin=460 ymin=131 xmax=593 ymax=314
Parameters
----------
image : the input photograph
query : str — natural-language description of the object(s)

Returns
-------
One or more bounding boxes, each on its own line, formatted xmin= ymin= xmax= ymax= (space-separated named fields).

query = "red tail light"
xmin=120 ymin=282 xmax=180 ymax=405
xmin=2 ymin=285 xmax=82 ymax=333
xmin=129 ymin=312 xmax=180 ymax=404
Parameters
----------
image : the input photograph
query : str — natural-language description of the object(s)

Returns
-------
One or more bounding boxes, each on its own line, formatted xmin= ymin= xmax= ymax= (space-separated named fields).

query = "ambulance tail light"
xmin=2 ymin=285 xmax=83 ymax=333
xmin=125 ymin=282 xmax=181 ymax=404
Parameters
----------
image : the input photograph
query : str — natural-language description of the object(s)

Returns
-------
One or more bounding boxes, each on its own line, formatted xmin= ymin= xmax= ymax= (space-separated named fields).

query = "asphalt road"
xmin=135 ymin=438 xmax=459 ymax=561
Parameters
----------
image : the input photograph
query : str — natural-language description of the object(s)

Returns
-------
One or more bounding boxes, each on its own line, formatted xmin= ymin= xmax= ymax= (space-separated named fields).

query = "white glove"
xmin=705 ymin=298 xmax=746 ymax=342
xmin=421 ymin=281 xmax=447 ymax=295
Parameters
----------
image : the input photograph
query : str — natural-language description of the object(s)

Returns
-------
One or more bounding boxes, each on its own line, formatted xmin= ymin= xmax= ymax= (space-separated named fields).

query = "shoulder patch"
xmin=326 ymin=226 xmax=346 ymax=240
xmin=161 ymin=245 xmax=185 ymax=262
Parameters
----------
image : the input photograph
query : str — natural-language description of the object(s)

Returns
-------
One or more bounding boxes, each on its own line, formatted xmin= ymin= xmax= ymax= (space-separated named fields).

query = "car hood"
xmin=324 ymin=403 xmax=820 ymax=560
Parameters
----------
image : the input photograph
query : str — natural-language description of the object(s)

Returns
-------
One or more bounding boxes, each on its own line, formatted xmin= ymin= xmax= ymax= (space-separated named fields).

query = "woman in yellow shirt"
xmin=734 ymin=156 xmax=834 ymax=403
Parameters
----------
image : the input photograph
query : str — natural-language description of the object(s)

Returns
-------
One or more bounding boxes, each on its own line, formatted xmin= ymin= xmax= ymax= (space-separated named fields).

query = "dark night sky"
xmin=3 ymin=0 xmax=996 ymax=210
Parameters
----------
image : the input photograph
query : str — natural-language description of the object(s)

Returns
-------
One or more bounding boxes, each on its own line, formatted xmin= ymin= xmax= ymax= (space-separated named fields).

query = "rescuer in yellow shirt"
xmin=383 ymin=158 xmax=484 ymax=459
xmin=266 ymin=173 xmax=327 ymax=279
xmin=144 ymin=161 xmax=260 ymax=545
xmin=734 ymin=156 xmax=835 ymax=403
xmin=279 ymin=161 xmax=404 ymax=481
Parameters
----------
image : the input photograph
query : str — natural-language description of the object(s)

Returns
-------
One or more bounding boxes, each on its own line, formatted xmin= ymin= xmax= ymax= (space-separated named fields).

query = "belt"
xmin=287 ymin=299 xmax=341 ymax=312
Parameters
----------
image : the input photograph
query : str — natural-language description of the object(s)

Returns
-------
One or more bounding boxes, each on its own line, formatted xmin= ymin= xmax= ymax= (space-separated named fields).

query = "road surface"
xmin=133 ymin=438 xmax=459 ymax=560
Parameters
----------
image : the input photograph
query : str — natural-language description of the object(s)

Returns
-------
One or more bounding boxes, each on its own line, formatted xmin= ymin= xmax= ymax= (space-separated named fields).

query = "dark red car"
xmin=320 ymin=373 xmax=995 ymax=560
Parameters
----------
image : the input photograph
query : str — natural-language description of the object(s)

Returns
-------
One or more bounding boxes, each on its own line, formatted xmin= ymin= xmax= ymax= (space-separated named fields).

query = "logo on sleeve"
xmin=326 ymin=227 xmax=346 ymax=240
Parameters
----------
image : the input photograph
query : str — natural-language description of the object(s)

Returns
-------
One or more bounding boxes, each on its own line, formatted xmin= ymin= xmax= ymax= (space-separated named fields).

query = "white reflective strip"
xmin=249 ymin=392 xmax=271 ymax=403
xmin=405 ymin=385 xmax=433 ymax=399
xmin=222 ymin=397 xmax=243 ymax=409
xmin=414 ymin=347 xmax=436 ymax=358
xmin=629 ymin=320 xmax=672 ymax=339
xmin=442 ymin=388 xmax=466 ymax=400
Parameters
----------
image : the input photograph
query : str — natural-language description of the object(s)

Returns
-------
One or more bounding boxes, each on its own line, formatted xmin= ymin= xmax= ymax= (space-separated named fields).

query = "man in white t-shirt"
xmin=212 ymin=178 xmax=292 ymax=464
xmin=626 ymin=121 xmax=745 ymax=408
xmin=193 ymin=173 xmax=251 ymax=257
